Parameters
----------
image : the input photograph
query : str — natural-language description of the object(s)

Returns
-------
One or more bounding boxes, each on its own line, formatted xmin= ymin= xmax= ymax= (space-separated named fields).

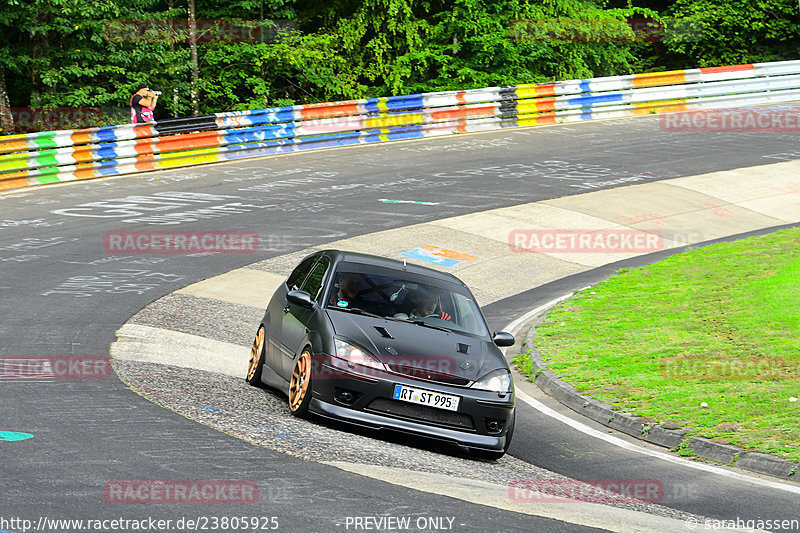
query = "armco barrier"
xmin=2 ymin=60 xmax=800 ymax=191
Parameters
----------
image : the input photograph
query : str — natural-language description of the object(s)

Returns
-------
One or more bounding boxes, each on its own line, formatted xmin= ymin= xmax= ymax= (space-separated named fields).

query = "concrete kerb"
xmin=514 ymin=304 xmax=800 ymax=480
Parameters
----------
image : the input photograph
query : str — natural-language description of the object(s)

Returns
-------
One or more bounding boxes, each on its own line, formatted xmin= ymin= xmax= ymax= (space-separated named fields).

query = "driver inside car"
xmin=394 ymin=289 xmax=439 ymax=320
xmin=330 ymin=273 xmax=363 ymax=308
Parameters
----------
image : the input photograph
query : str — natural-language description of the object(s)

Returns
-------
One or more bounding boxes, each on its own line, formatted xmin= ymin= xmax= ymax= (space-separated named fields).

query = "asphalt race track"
xmin=2 ymin=114 xmax=800 ymax=532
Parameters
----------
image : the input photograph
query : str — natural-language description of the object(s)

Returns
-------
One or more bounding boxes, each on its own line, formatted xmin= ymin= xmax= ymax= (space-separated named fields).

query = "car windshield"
xmin=326 ymin=264 xmax=489 ymax=337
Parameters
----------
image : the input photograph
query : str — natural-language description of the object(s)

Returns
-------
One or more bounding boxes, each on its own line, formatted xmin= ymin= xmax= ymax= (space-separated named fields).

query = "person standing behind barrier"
xmin=130 ymin=83 xmax=160 ymax=124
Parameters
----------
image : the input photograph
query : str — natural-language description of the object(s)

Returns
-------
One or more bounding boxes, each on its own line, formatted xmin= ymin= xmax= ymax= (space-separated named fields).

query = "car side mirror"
xmin=286 ymin=290 xmax=315 ymax=309
xmin=492 ymin=331 xmax=515 ymax=347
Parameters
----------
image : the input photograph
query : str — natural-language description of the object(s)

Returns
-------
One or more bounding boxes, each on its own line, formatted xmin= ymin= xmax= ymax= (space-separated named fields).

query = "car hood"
xmin=327 ymin=311 xmax=506 ymax=382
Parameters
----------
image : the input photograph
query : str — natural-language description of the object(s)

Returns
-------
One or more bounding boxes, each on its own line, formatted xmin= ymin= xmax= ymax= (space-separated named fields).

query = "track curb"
xmin=517 ymin=309 xmax=800 ymax=480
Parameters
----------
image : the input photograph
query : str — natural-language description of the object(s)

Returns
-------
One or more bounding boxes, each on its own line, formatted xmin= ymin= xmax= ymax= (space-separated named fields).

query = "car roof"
xmin=317 ymin=249 xmax=466 ymax=285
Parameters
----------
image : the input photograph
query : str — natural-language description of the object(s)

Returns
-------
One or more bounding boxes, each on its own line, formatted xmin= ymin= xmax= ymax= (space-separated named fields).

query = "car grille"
xmin=366 ymin=398 xmax=475 ymax=431
xmin=386 ymin=364 xmax=472 ymax=386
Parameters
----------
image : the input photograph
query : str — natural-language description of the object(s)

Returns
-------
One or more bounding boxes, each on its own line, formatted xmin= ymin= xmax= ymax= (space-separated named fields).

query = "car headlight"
xmin=471 ymin=369 xmax=513 ymax=394
xmin=334 ymin=339 xmax=386 ymax=371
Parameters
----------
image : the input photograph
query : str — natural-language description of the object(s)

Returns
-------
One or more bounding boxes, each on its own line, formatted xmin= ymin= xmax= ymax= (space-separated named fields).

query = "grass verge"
xmin=515 ymin=227 xmax=800 ymax=464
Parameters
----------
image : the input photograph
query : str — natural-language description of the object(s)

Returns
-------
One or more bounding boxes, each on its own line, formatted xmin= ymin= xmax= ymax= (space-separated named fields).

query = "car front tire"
xmin=288 ymin=348 xmax=313 ymax=417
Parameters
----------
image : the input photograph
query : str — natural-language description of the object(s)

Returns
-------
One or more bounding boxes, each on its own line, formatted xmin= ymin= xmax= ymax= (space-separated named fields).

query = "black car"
xmin=246 ymin=249 xmax=516 ymax=458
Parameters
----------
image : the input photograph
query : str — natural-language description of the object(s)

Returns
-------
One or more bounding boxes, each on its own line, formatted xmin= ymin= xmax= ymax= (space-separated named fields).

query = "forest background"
xmin=2 ymin=0 xmax=799 ymax=132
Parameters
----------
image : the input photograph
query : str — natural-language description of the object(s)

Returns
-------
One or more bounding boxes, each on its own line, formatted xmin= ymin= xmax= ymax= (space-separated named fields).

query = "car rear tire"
xmin=246 ymin=326 xmax=266 ymax=386
xmin=288 ymin=349 xmax=312 ymax=417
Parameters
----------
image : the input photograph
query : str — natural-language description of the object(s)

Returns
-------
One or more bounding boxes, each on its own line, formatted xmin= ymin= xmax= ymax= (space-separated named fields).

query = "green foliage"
xmin=662 ymin=0 xmax=800 ymax=67
xmin=195 ymin=0 xmax=299 ymax=112
xmin=512 ymin=349 xmax=535 ymax=381
xmin=256 ymin=31 xmax=371 ymax=104
xmin=676 ymin=439 xmax=696 ymax=457
xmin=0 ymin=0 xmax=193 ymax=125
xmin=255 ymin=0 xmax=660 ymax=102
xmin=2 ymin=0 xmax=800 ymax=129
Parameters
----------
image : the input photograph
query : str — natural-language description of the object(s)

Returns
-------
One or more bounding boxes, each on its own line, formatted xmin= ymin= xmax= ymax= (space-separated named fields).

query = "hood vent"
xmin=374 ymin=326 xmax=394 ymax=339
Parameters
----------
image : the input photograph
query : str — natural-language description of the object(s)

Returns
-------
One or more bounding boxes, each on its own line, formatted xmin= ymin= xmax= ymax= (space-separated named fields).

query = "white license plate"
xmin=392 ymin=384 xmax=461 ymax=412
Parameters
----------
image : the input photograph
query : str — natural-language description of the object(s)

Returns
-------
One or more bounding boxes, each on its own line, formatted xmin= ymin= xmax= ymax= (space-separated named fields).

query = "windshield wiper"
xmin=332 ymin=307 xmax=384 ymax=319
xmin=409 ymin=320 xmax=450 ymax=332
xmin=382 ymin=315 xmax=414 ymax=324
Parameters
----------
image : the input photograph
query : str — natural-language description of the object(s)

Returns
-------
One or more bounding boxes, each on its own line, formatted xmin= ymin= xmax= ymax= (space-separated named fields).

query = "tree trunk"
xmin=259 ymin=1 xmax=264 ymax=44
xmin=188 ymin=0 xmax=199 ymax=116
xmin=0 ymin=68 xmax=13 ymax=133
xmin=167 ymin=0 xmax=180 ymax=112
xmin=30 ymin=27 xmax=43 ymax=108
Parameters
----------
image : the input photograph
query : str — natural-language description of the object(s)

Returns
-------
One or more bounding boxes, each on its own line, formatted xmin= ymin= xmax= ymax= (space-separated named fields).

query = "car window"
xmin=301 ymin=257 xmax=330 ymax=301
xmin=327 ymin=271 xmax=392 ymax=311
xmin=326 ymin=264 xmax=488 ymax=337
xmin=451 ymin=292 xmax=486 ymax=336
xmin=286 ymin=255 xmax=318 ymax=291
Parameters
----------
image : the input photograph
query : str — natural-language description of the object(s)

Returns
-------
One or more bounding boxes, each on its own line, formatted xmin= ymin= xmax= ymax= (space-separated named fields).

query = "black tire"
xmin=246 ymin=326 xmax=266 ymax=386
xmin=288 ymin=348 xmax=313 ymax=417
xmin=503 ymin=409 xmax=516 ymax=453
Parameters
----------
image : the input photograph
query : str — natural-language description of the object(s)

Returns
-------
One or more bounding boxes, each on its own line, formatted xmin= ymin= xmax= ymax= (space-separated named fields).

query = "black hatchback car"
xmin=246 ymin=250 xmax=516 ymax=457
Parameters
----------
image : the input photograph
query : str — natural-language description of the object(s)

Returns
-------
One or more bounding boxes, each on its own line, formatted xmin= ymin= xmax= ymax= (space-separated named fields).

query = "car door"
xmin=267 ymin=254 xmax=319 ymax=371
xmin=278 ymin=256 xmax=331 ymax=378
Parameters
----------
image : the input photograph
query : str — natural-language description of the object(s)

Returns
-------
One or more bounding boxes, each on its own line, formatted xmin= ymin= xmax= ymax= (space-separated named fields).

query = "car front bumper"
xmin=309 ymin=354 xmax=515 ymax=452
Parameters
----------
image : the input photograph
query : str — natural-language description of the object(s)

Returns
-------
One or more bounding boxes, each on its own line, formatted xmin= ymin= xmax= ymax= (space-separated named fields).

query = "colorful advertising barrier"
xmin=2 ymin=60 xmax=799 ymax=191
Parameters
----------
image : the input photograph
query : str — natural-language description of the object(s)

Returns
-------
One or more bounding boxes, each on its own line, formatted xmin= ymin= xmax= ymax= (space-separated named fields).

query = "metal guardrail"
xmin=2 ymin=60 xmax=799 ymax=191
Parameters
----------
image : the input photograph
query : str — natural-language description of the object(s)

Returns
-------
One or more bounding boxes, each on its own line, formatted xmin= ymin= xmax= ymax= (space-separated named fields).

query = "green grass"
xmin=515 ymin=228 xmax=800 ymax=464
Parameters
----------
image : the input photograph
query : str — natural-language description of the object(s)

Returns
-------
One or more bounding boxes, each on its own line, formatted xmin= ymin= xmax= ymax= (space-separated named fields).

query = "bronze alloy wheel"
xmin=246 ymin=326 xmax=265 ymax=385
xmin=288 ymin=349 xmax=312 ymax=416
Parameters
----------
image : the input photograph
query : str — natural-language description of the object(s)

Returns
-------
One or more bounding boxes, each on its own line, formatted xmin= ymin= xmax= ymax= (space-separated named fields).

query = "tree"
xmin=661 ymin=0 xmax=800 ymax=67
xmin=422 ymin=0 xmax=658 ymax=89
xmin=0 ymin=0 xmax=23 ymax=131
xmin=194 ymin=0 xmax=298 ymax=111
xmin=251 ymin=0 xmax=660 ymax=104
xmin=2 ymin=0 xmax=799 ymax=131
